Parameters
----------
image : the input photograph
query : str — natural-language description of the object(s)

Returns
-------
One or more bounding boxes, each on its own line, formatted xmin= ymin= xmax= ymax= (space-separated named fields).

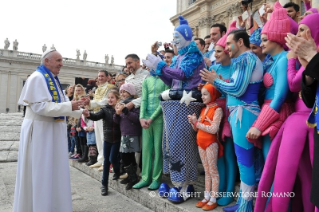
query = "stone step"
xmin=69 ymin=160 xmax=238 ymax=212
xmin=0 ymin=132 xmax=20 ymax=141
xmin=0 ymin=126 xmax=21 ymax=133
xmin=0 ymin=151 xmax=18 ymax=162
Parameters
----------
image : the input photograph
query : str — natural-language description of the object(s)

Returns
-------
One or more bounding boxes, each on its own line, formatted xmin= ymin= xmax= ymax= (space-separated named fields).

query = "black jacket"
xmin=88 ymin=105 xmax=121 ymax=143
xmin=301 ymin=53 xmax=319 ymax=108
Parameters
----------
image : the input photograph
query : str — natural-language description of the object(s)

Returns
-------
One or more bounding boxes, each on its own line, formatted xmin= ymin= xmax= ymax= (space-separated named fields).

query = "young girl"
xmin=113 ymin=83 xmax=141 ymax=190
xmin=81 ymin=105 xmax=97 ymax=166
xmin=187 ymin=84 xmax=223 ymax=211
xmin=73 ymin=84 xmax=87 ymax=160
xmin=83 ymin=90 xmax=121 ymax=196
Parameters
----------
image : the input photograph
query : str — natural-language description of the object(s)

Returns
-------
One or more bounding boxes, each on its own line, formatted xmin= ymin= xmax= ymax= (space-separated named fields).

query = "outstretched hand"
xmin=82 ymin=97 xmax=91 ymax=106
xmin=151 ymin=41 xmax=159 ymax=54
xmin=142 ymin=54 xmax=162 ymax=71
xmin=82 ymin=109 xmax=90 ymax=117
xmin=71 ymin=100 xmax=85 ymax=111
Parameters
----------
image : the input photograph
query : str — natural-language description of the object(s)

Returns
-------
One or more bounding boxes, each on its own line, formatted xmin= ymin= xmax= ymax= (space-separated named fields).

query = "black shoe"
xmin=112 ymin=173 xmax=120 ymax=180
xmin=120 ymin=178 xmax=129 ymax=184
xmin=126 ymin=180 xmax=138 ymax=190
xmin=101 ymin=186 xmax=108 ymax=196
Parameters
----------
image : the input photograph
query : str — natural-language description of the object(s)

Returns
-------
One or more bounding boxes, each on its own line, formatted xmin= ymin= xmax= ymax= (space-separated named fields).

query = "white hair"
xmin=41 ymin=49 xmax=57 ymax=64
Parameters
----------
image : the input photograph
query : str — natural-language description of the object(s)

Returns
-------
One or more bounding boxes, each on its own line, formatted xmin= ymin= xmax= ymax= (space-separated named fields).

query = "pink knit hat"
xmin=216 ymin=20 xmax=237 ymax=49
xmin=261 ymin=8 xmax=291 ymax=46
xmin=300 ymin=13 xmax=319 ymax=46
xmin=120 ymin=83 xmax=136 ymax=96
xmin=308 ymin=8 xmax=319 ymax=14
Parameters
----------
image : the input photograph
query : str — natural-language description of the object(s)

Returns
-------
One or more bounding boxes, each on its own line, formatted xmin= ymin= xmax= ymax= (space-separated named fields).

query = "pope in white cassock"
xmin=13 ymin=49 xmax=85 ymax=212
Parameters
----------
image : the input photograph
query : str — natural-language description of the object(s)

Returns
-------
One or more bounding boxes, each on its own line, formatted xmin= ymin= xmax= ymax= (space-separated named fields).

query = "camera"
xmin=157 ymin=42 xmax=162 ymax=47
xmin=164 ymin=43 xmax=171 ymax=49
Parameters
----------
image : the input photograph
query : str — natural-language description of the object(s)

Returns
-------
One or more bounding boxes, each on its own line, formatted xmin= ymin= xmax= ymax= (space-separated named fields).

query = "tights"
xmin=122 ymin=152 xmax=137 ymax=167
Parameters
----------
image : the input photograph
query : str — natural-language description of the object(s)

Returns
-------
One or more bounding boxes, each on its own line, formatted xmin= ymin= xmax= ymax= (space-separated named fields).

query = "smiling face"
xmin=107 ymin=92 xmax=119 ymax=106
xmin=226 ymin=34 xmax=240 ymax=58
xmin=260 ymin=34 xmax=278 ymax=55
xmin=75 ymin=86 xmax=84 ymax=96
xmin=44 ymin=51 xmax=63 ymax=76
xmin=201 ymin=88 xmax=212 ymax=104
xmin=67 ymin=85 xmax=74 ymax=95
xmin=210 ymin=27 xmax=222 ymax=45
xmin=98 ymin=72 xmax=109 ymax=85
xmin=116 ymin=74 xmax=126 ymax=87
xmin=250 ymin=43 xmax=263 ymax=59
xmin=120 ymin=89 xmax=131 ymax=100
xmin=214 ymin=45 xmax=229 ymax=64
xmin=125 ymin=57 xmax=140 ymax=74
xmin=173 ymin=31 xmax=188 ymax=50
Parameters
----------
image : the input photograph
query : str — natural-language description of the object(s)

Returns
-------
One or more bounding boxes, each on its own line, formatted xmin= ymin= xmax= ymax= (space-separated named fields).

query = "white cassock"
xmin=13 ymin=71 xmax=82 ymax=212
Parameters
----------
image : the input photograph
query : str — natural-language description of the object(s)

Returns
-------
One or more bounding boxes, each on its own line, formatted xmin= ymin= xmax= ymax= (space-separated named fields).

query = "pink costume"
xmin=255 ymin=13 xmax=319 ymax=212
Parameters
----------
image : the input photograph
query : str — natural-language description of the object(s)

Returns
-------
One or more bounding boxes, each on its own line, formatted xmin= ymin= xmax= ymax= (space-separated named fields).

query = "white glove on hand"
xmin=142 ymin=54 xmax=162 ymax=71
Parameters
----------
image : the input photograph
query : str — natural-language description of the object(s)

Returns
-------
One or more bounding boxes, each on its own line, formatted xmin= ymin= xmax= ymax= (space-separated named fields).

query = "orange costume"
xmin=192 ymin=84 xmax=223 ymax=210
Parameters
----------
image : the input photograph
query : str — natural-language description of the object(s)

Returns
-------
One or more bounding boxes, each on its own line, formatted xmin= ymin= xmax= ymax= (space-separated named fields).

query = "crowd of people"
xmin=13 ymin=0 xmax=319 ymax=211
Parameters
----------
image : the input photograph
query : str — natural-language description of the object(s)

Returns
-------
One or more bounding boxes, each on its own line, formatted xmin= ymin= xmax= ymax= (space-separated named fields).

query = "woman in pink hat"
xmin=255 ymin=13 xmax=319 ymax=212
xmin=246 ymin=8 xmax=294 ymax=160
xmin=188 ymin=21 xmax=235 ymax=206
xmin=207 ymin=21 xmax=238 ymax=207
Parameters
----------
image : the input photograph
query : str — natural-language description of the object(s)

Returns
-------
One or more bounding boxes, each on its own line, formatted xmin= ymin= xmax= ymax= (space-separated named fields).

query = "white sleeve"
xmin=131 ymin=97 xmax=141 ymax=108
xmin=90 ymin=98 xmax=108 ymax=109
xmin=30 ymin=101 xmax=82 ymax=118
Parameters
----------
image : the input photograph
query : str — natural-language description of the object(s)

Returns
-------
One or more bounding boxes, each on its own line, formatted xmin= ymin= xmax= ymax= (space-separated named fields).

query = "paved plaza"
xmin=0 ymin=113 xmax=231 ymax=212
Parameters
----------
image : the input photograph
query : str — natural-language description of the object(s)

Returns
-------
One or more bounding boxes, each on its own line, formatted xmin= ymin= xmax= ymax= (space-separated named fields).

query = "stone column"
xmin=197 ymin=16 xmax=214 ymax=39
xmin=226 ymin=2 xmax=243 ymax=23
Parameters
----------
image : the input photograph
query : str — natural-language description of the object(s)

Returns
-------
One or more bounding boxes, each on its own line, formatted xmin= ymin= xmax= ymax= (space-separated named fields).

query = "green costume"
xmin=133 ymin=75 xmax=169 ymax=190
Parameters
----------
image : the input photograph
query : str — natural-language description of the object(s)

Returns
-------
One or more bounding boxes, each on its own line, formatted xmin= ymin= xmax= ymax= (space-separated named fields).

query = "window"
xmin=189 ymin=0 xmax=196 ymax=5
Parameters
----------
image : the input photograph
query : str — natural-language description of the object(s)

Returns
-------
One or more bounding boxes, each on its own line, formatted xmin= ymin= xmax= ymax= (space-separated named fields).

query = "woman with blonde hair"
xmin=73 ymin=84 xmax=86 ymax=101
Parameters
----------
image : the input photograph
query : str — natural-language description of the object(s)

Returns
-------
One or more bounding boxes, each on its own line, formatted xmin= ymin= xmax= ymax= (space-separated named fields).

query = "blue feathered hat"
xmin=249 ymin=27 xmax=262 ymax=47
xmin=175 ymin=16 xmax=193 ymax=41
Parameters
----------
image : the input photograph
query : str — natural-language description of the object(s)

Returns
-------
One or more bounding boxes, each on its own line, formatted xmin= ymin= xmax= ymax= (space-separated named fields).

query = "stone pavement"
xmin=0 ymin=112 xmax=237 ymax=212
xmin=0 ymin=162 xmax=152 ymax=212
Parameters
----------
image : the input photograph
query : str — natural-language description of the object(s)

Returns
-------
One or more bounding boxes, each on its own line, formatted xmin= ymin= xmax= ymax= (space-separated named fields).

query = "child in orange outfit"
xmin=188 ymin=84 xmax=223 ymax=211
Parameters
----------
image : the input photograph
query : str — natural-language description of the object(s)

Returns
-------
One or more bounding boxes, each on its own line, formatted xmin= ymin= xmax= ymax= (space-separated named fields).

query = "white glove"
xmin=142 ymin=54 xmax=162 ymax=71
xmin=160 ymin=89 xmax=171 ymax=101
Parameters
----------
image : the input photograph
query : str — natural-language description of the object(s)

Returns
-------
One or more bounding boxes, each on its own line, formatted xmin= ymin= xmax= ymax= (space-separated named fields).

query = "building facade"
xmin=0 ymin=49 xmax=122 ymax=113
xmin=171 ymin=0 xmax=318 ymax=39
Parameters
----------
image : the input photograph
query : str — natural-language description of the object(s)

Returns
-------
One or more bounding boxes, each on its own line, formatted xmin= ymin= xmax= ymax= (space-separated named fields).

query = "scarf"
xmin=36 ymin=64 xmax=64 ymax=121
xmin=170 ymin=41 xmax=203 ymax=88
xmin=307 ymin=89 xmax=319 ymax=132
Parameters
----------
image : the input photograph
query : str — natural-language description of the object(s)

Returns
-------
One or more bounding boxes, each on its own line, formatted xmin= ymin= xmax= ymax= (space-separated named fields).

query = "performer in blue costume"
xmin=201 ymin=29 xmax=263 ymax=212
xmin=249 ymin=27 xmax=274 ymax=185
xmin=246 ymin=8 xmax=293 ymax=161
xmin=208 ymin=21 xmax=238 ymax=206
xmin=143 ymin=16 xmax=205 ymax=203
